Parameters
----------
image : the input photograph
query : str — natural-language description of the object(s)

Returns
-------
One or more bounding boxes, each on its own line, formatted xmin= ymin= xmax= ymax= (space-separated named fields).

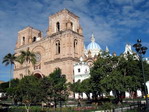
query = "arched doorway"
xmin=34 ymin=73 xmax=42 ymax=78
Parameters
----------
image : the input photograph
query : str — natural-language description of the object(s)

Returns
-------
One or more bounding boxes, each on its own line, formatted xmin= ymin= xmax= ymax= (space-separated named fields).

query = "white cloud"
xmin=133 ymin=0 xmax=144 ymax=4
xmin=110 ymin=0 xmax=132 ymax=5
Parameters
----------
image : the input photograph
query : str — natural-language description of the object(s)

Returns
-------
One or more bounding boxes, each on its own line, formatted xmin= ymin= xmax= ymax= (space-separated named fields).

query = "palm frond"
xmin=2 ymin=53 xmax=16 ymax=66
xmin=18 ymin=49 xmax=36 ymax=65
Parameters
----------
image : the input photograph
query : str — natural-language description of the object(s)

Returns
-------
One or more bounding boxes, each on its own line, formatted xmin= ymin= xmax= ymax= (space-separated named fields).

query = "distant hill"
xmin=0 ymin=81 xmax=4 ymax=84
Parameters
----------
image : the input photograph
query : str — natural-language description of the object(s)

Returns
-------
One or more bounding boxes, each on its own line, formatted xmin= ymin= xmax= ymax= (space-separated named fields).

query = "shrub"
xmin=99 ymin=102 xmax=115 ymax=110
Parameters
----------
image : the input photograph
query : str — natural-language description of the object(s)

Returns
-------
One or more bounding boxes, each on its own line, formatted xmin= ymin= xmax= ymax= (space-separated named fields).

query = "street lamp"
xmin=133 ymin=39 xmax=149 ymax=111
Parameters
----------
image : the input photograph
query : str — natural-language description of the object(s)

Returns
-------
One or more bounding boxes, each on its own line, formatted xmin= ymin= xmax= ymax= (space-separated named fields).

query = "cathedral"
xmin=14 ymin=9 xmax=107 ymax=83
xmin=14 ymin=9 xmax=84 ymax=83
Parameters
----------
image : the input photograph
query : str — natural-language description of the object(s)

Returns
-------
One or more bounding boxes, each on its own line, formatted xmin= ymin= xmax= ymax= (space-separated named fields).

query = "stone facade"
xmin=14 ymin=9 xmax=84 ymax=83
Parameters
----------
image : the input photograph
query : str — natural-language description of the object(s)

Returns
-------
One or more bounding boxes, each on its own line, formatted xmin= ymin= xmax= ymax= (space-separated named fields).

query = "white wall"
xmin=73 ymin=62 xmax=91 ymax=99
xmin=74 ymin=62 xmax=90 ymax=82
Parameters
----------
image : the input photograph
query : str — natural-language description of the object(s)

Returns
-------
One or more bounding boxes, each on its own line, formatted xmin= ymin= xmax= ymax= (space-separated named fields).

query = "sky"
xmin=0 ymin=0 xmax=149 ymax=81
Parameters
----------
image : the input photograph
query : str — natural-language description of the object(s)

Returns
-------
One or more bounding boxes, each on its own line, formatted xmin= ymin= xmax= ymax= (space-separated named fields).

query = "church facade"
xmin=14 ymin=9 xmax=84 ymax=83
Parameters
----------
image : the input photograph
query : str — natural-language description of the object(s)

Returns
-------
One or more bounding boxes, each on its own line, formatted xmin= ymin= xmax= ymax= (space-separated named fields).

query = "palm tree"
xmin=18 ymin=48 xmax=36 ymax=75
xmin=2 ymin=53 xmax=16 ymax=87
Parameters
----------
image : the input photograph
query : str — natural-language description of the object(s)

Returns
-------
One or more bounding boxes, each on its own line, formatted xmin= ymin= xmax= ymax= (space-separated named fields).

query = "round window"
xmin=35 ymin=53 xmax=41 ymax=62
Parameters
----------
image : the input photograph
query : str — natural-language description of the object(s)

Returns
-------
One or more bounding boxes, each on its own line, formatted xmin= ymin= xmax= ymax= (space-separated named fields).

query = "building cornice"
xmin=44 ymin=57 xmax=79 ymax=65
xmin=47 ymin=29 xmax=83 ymax=38
xmin=14 ymin=66 xmax=30 ymax=71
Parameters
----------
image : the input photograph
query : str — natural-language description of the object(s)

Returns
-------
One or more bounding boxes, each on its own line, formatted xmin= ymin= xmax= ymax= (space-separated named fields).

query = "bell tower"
xmin=47 ymin=9 xmax=83 ymax=36
xmin=46 ymin=9 xmax=84 ymax=82
xmin=16 ymin=27 xmax=42 ymax=49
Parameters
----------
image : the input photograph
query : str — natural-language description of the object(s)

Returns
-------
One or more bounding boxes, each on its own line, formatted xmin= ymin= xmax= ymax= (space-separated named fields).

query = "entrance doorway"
xmin=34 ymin=73 xmax=42 ymax=78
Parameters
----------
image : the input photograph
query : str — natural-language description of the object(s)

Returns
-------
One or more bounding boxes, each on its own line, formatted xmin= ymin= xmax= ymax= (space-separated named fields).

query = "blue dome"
xmin=86 ymin=34 xmax=101 ymax=50
xmin=87 ymin=41 xmax=101 ymax=50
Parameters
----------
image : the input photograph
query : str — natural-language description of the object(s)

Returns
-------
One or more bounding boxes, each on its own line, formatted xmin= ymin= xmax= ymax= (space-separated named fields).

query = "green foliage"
xmin=100 ymin=102 xmax=115 ymax=110
xmin=143 ymin=61 xmax=149 ymax=81
xmin=18 ymin=48 xmax=36 ymax=65
xmin=90 ymin=53 xmax=114 ymax=100
xmin=3 ymin=68 xmax=68 ymax=111
xmin=18 ymin=75 xmax=42 ymax=104
xmin=0 ymin=81 xmax=9 ymax=92
xmin=7 ymin=79 xmax=20 ymax=102
xmin=2 ymin=53 xmax=16 ymax=66
xmin=8 ymin=106 xmax=44 ymax=112
xmin=6 ymin=76 xmax=44 ymax=112
xmin=40 ymin=68 xmax=68 ymax=108
xmin=8 ymin=106 xmax=98 ymax=112
xmin=70 ymin=80 xmax=82 ymax=94
xmin=70 ymin=79 xmax=92 ymax=99
xmin=88 ymin=53 xmax=148 ymax=101
xmin=81 ymin=79 xmax=92 ymax=95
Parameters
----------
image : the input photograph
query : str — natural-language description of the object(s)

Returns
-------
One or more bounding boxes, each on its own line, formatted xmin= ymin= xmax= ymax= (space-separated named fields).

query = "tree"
xmin=144 ymin=61 xmax=149 ymax=82
xmin=7 ymin=79 xmax=20 ymax=105
xmin=90 ymin=53 xmax=113 ymax=101
xmin=0 ymin=81 xmax=9 ymax=92
xmin=2 ymin=53 xmax=16 ymax=87
xmin=18 ymin=48 xmax=36 ymax=75
xmin=41 ymin=68 xmax=68 ymax=108
xmin=70 ymin=79 xmax=92 ymax=100
xmin=81 ymin=79 xmax=92 ymax=100
xmin=70 ymin=80 xmax=83 ymax=98
xmin=15 ymin=75 xmax=42 ymax=112
xmin=89 ymin=53 xmax=146 ymax=103
xmin=117 ymin=54 xmax=142 ymax=98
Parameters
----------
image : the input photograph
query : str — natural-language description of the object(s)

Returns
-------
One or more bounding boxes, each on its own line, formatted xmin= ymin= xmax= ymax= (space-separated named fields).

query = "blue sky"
xmin=0 ymin=0 xmax=149 ymax=81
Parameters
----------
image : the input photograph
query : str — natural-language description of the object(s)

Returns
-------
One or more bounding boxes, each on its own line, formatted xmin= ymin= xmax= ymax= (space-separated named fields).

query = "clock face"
xmin=35 ymin=53 xmax=41 ymax=62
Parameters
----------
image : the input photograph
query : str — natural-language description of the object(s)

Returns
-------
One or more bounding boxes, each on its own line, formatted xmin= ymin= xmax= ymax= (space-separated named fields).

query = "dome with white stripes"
xmin=87 ymin=34 xmax=101 ymax=51
xmin=85 ymin=34 xmax=102 ymax=57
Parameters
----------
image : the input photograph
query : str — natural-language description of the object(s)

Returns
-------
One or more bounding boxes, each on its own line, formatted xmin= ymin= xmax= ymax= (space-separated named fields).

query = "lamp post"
xmin=133 ymin=39 xmax=149 ymax=111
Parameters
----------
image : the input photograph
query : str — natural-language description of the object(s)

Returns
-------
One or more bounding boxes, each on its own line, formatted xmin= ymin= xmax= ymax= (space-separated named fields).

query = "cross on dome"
xmin=91 ymin=33 xmax=95 ymax=42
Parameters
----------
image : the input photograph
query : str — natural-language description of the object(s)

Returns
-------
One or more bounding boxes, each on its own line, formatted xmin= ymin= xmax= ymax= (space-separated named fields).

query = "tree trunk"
xmin=93 ymin=92 xmax=98 ymax=102
xmin=25 ymin=103 xmax=30 ymax=112
xmin=9 ymin=64 xmax=12 ymax=88
xmin=86 ymin=93 xmax=90 ymax=100
xmin=41 ymin=101 xmax=44 ymax=111
xmin=26 ymin=109 xmax=29 ymax=112
xmin=54 ymin=98 xmax=57 ymax=109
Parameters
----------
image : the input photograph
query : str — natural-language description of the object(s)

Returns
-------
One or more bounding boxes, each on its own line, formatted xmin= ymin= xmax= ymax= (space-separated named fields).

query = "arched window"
xmin=38 ymin=32 xmax=41 ymax=37
xmin=74 ymin=39 xmax=78 ymax=52
xmin=35 ymin=53 xmax=41 ymax=62
xmin=32 ymin=37 xmax=36 ymax=42
xmin=22 ymin=37 xmax=25 ymax=45
xmin=56 ymin=22 xmax=60 ymax=31
xmin=20 ymin=73 xmax=23 ymax=78
xmin=56 ymin=40 xmax=60 ymax=54
xmin=71 ymin=22 xmax=73 ymax=30
xmin=61 ymin=74 xmax=66 ymax=78
xmin=78 ymin=68 xmax=81 ymax=73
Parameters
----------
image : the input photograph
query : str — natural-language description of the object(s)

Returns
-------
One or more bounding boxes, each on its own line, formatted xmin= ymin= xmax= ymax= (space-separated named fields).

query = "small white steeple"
xmin=124 ymin=44 xmax=133 ymax=54
xmin=80 ymin=57 xmax=83 ymax=62
xmin=105 ymin=46 xmax=109 ymax=52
